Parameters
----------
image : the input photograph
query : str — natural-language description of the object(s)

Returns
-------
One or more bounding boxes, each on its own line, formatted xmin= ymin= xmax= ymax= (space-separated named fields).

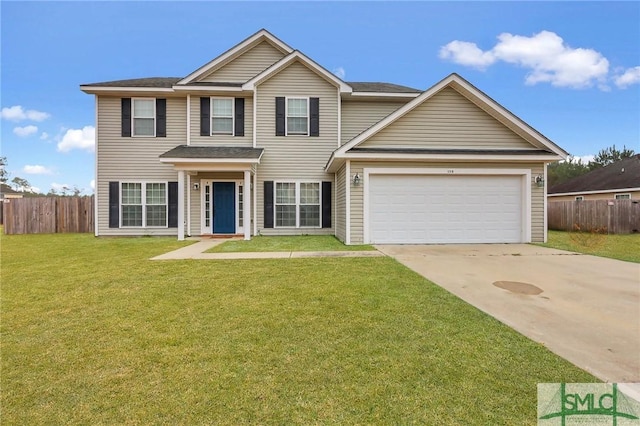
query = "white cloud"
xmin=23 ymin=165 xmax=53 ymax=175
xmin=13 ymin=125 xmax=38 ymax=137
xmin=1 ymin=105 xmax=50 ymax=122
xmin=333 ymin=66 xmax=346 ymax=79
xmin=51 ymin=182 xmax=71 ymax=192
xmin=40 ymin=132 xmax=49 ymax=140
xmin=614 ymin=66 xmax=640 ymax=88
xmin=90 ymin=179 xmax=95 ymax=190
xmin=439 ymin=41 xmax=496 ymax=69
xmin=57 ymin=126 xmax=95 ymax=153
xmin=440 ymin=31 xmax=610 ymax=89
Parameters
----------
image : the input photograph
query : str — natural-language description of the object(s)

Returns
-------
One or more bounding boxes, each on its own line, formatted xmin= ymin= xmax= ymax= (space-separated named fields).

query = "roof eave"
xmin=80 ymin=86 xmax=174 ymax=94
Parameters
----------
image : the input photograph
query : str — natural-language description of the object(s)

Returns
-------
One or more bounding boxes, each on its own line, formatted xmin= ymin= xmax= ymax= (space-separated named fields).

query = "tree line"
xmin=547 ymin=145 xmax=635 ymax=187
xmin=0 ymin=157 xmax=85 ymax=197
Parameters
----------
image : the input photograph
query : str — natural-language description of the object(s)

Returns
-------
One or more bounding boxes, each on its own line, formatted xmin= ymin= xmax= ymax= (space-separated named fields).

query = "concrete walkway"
xmin=150 ymin=238 xmax=385 ymax=260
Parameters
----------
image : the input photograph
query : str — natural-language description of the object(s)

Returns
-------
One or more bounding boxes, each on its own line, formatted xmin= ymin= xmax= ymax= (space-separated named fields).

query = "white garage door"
xmin=369 ymin=174 xmax=523 ymax=244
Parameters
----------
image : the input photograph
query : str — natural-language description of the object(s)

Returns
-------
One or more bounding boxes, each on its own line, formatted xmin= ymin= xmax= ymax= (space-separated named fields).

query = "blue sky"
xmin=1 ymin=1 xmax=639 ymax=194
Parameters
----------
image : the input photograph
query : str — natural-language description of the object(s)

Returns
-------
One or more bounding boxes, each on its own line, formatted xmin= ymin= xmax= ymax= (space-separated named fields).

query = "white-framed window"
xmin=121 ymin=182 xmax=167 ymax=227
xmin=615 ymin=194 xmax=631 ymax=199
xmin=275 ymin=181 xmax=320 ymax=228
xmin=575 ymin=196 xmax=584 ymax=201
xmin=286 ymin=97 xmax=308 ymax=135
xmin=132 ymin=98 xmax=155 ymax=136
xmin=211 ymin=98 xmax=234 ymax=135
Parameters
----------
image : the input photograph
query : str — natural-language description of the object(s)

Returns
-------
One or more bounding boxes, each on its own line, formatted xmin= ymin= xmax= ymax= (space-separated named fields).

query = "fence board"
xmin=3 ymin=196 xmax=94 ymax=234
xmin=548 ymin=199 xmax=640 ymax=234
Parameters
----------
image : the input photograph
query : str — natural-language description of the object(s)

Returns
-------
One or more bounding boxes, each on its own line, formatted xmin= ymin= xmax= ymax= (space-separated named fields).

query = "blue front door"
xmin=213 ymin=182 xmax=235 ymax=234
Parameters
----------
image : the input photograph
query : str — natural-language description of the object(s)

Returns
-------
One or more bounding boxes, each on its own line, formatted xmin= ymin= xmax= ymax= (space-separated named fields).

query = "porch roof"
xmin=160 ymin=145 xmax=264 ymax=162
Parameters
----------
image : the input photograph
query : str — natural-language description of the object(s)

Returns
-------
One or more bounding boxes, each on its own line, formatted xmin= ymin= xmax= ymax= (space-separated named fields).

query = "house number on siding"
xmin=447 ymin=170 xmax=455 ymax=174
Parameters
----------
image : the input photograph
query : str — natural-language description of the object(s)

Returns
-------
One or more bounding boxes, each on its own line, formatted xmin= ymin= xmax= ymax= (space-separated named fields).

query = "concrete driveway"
xmin=376 ymin=244 xmax=640 ymax=383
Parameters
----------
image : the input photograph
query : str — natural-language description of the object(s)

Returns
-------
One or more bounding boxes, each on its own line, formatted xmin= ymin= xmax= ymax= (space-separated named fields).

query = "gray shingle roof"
xmin=160 ymin=145 xmax=264 ymax=160
xmin=81 ymin=77 xmax=421 ymax=93
xmin=81 ymin=77 xmax=181 ymax=87
xmin=548 ymin=154 xmax=640 ymax=194
xmin=347 ymin=82 xmax=421 ymax=93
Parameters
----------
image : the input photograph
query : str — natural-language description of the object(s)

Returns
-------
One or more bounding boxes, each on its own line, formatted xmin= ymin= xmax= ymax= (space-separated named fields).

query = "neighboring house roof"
xmin=159 ymin=146 xmax=264 ymax=163
xmin=325 ymin=73 xmax=567 ymax=172
xmin=548 ymin=154 xmax=640 ymax=195
xmin=0 ymin=183 xmax=23 ymax=198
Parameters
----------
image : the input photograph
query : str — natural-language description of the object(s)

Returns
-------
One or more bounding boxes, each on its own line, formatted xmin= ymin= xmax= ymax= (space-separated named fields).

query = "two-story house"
xmin=81 ymin=29 xmax=567 ymax=244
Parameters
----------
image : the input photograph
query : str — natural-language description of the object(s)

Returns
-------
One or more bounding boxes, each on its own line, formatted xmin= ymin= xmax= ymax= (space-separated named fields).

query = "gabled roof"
xmin=1 ymin=183 xmax=21 ymax=195
xmin=326 ymin=73 xmax=567 ymax=171
xmin=548 ymin=154 xmax=640 ymax=195
xmin=242 ymin=50 xmax=352 ymax=93
xmin=177 ymin=29 xmax=293 ymax=85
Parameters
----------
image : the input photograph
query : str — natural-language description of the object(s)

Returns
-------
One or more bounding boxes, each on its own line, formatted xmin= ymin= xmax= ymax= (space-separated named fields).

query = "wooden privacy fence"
xmin=3 ymin=196 xmax=94 ymax=234
xmin=548 ymin=199 xmax=640 ymax=234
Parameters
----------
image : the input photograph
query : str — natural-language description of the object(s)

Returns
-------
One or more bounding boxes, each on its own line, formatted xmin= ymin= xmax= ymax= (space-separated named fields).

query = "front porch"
xmin=159 ymin=145 xmax=264 ymax=241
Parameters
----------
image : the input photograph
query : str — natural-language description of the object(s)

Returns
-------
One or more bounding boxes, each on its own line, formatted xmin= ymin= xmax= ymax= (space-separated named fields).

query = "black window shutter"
xmin=200 ymin=97 xmax=210 ymax=136
xmin=275 ymin=97 xmax=285 ymax=136
xmin=121 ymin=98 xmax=131 ymax=137
xmin=156 ymin=99 xmax=166 ymax=137
xmin=109 ymin=182 xmax=120 ymax=228
xmin=264 ymin=181 xmax=274 ymax=228
xmin=310 ymin=97 xmax=320 ymax=137
xmin=234 ymin=98 xmax=244 ymax=137
xmin=322 ymin=181 xmax=331 ymax=228
xmin=168 ymin=182 xmax=178 ymax=228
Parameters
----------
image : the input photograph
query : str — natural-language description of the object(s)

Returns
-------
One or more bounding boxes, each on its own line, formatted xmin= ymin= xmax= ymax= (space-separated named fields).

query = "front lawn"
xmin=540 ymin=230 xmax=640 ymax=263
xmin=2 ymin=233 xmax=595 ymax=424
xmin=207 ymin=234 xmax=374 ymax=253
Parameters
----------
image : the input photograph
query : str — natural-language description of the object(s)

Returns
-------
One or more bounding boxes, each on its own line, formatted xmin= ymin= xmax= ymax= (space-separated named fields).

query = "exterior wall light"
xmin=535 ymin=175 xmax=545 ymax=187
xmin=193 ymin=183 xmax=200 ymax=191
xmin=352 ymin=173 xmax=361 ymax=186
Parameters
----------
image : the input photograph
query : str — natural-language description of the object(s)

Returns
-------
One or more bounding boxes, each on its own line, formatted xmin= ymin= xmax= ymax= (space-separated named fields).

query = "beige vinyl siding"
xmin=188 ymin=172 xmax=245 ymax=235
xmin=96 ymin=96 xmax=186 ymax=236
xmin=549 ymin=191 xmax=640 ymax=201
xmin=360 ymin=87 xmax=534 ymax=150
xmin=254 ymin=61 xmax=338 ymax=236
xmin=348 ymin=161 xmax=546 ymax=244
xmin=341 ymin=100 xmax=407 ymax=145
xmin=190 ymin=96 xmax=253 ymax=147
xmin=335 ymin=164 xmax=347 ymax=242
xmin=200 ymin=41 xmax=285 ymax=83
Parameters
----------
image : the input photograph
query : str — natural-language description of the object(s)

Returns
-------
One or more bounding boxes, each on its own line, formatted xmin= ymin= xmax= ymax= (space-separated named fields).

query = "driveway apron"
xmin=376 ymin=244 xmax=640 ymax=383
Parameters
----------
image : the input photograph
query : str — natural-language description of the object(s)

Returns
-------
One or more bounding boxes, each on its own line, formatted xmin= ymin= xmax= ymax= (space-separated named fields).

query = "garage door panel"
xmin=369 ymin=174 xmax=523 ymax=244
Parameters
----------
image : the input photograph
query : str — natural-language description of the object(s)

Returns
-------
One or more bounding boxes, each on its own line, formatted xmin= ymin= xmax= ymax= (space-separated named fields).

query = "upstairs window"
xmin=287 ymin=98 xmax=308 ymax=135
xmin=133 ymin=99 xmax=155 ymax=136
xmin=211 ymin=98 xmax=234 ymax=134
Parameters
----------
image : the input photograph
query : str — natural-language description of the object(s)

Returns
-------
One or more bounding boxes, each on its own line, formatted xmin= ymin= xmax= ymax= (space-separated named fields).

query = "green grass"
xmin=2 ymin=233 xmax=596 ymax=424
xmin=539 ymin=230 xmax=640 ymax=263
xmin=207 ymin=234 xmax=375 ymax=253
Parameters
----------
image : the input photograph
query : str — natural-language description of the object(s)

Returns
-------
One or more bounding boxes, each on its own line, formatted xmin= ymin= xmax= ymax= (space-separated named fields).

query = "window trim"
xmin=132 ymin=98 xmax=156 ymax=137
xmin=615 ymin=193 xmax=631 ymax=200
xmin=119 ymin=181 xmax=168 ymax=228
xmin=274 ymin=181 xmax=322 ymax=228
xmin=210 ymin=97 xmax=235 ymax=135
xmin=285 ymin=97 xmax=309 ymax=136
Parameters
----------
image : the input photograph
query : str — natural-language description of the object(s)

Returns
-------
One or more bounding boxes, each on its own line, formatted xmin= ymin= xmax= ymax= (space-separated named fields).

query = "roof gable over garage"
xmin=326 ymin=73 xmax=567 ymax=172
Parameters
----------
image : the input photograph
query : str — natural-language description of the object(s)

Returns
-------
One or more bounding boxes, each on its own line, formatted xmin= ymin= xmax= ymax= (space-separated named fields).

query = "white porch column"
xmin=178 ymin=170 xmax=185 ymax=241
xmin=244 ymin=170 xmax=251 ymax=240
